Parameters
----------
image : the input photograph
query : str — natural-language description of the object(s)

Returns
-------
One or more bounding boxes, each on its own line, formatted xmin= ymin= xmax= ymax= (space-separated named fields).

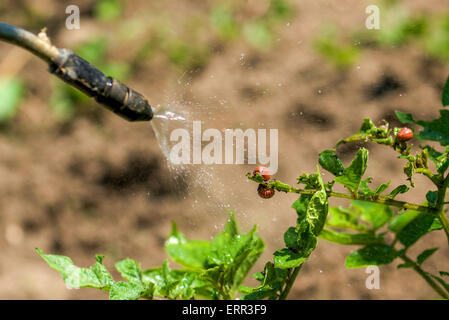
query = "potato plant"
xmin=37 ymin=75 xmax=449 ymax=300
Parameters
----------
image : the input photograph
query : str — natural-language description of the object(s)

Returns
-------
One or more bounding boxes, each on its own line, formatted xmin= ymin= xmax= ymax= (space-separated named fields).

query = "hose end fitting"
xmin=49 ymin=49 xmax=153 ymax=122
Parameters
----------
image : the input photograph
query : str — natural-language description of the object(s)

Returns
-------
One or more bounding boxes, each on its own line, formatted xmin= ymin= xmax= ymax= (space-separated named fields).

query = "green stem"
xmin=415 ymin=168 xmax=440 ymax=186
xmin=400 ymin=255 xmax=449 ymax=300
xmin=436 ymin=174 xmax=449 ymax=244
xmin=279 ymin=265 xmax=302 ymax=300
xmin=248 ymin=174 xmax=433 ymax=213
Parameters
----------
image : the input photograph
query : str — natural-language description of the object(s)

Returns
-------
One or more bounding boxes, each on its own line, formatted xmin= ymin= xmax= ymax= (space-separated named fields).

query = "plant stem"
xmin=436 ymin=174 xmax=449 ymax=244
xmin=415 ymin=168 xmax=440 ymax=186
xmin=247 ymin=174 xmax=433 ymax=213
xmin=279 ymin=265 xmax=302 ymax=300
xmin=400 ymin=255 xmax=449 ymax=299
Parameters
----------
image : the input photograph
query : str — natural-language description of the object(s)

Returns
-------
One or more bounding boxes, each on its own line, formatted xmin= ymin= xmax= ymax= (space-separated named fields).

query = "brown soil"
xmin=0 ymin=0 xmax=448 ymax=299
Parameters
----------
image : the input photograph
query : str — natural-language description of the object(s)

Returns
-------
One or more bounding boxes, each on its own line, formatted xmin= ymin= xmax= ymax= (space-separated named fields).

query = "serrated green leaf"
xmin=319 ymin=229 xmax=381 ymax=245
xmin=0 ymin=76 xmax=24 ymax=121
xmin=109 ymin=281 xmax=143 ymax=300
xmin=37 ymin=248 xmax=114 ymax=290
xmin=345 ymin=244 xmax=397 ymax=268
xmin=352 ymin=200 xmax=393 ymax=230
xmin=417 ymin=248 xmax=438 ymax=265
xmin=334 ymin=148 xmax=369 ymax=193
xmin=319 ymin=149 xmax=344 ymax=176
xmin=115 ymin=258 xmax=143 ymax=285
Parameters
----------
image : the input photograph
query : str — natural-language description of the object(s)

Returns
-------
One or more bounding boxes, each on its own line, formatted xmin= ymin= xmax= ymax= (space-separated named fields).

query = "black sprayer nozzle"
xmin=49 ymin=49 xmax=153 ymax=121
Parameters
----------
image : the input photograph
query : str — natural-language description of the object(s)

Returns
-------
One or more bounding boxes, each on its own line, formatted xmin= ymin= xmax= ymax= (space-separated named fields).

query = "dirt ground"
xmin=0 ymin=0 xmax=448 ymax=299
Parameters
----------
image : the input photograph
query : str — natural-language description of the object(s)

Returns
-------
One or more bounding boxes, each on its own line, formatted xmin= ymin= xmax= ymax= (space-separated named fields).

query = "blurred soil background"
xmin=0 ymin=0 xmax=448 ymax=299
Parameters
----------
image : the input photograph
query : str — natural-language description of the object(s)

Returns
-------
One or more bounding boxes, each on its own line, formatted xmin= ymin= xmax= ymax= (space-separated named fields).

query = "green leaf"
xmin=239 ymin=262 xmax=288 ymax=300
xmin=273 ymin=248 xmax=308 ymax=269
xmin=440 ymin=271 xmax=449 ymax=277
xmin=426 ymin=191 xmax=438 ymax=206
xmin=351 ymin=200 xmax=393 ymax=230
xmin=395 ymin=111 xmax=415 ymax=124
xmin=115 ymin=258 xmax=143 ymax=285
xmin=443 ymin=74 xmax=449 ymax=106
xmin=417 ymin=248 xmax=438 ymax=265
xmin=143 ymin=261 xmax=213 ymax=300
xmin=334 ymin=148 xmax=369 ymax=193
xmin=388 ymin=210 xmax=421 ymax=233
xmin=37 ymin=248 xmax=114 ymax=290
xmin=387 ymin=184 xmax=410 ymax=199
xmin=397 ymin=261 xmax=414 ymax=269
xmin=109 ymin=281 xmax=143 ymax=300
xmin=292 ymin=194 xmax=312 ymax=221
xmin=319 ymin=149 xmax=344 ymax=176
xmin=205 ymin=211 xmax=265 ymax=292
xmin=326 ymin=206 xmax=366 ymax=231
xmin=336 ymin=118 xmax=391 ymax=146
xmin=0 ymin=76 xmax=24 ymax=122
xmin=397 ymin=213 xmax=436 ymax=247
xmin=345 ymin=244 xmax=397 ymax=268
xmin=396 ymin=109 xmax=449 ymax=146
xmin=319 ymin=229 xmax=381 ymax=245
xmin=283 ymin=227 xmax=298 ymax=249
xmin=360 ymin=178 xmax=391 ymax=197
xmin=430 ymin=218 xmax=443 ymax=231
xmin=305 ymin=176 xmax=329 ymax=236
xmin=165 ymin=222 xmax=211 ymax=270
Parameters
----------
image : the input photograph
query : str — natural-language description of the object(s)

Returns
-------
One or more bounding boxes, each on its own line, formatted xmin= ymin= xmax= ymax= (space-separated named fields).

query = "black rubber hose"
xmin=0 ymin=22 xmax=153 ymax=121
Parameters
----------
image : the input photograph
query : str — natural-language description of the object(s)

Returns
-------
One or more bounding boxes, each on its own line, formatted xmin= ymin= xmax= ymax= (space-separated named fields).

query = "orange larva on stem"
xmin=397 ymin=127 xmax=413 ymax=142
xmin=257 ymin=184 xmax=275 ymax=199
xmin=253 ymin=166 xmax=270 ymax=181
